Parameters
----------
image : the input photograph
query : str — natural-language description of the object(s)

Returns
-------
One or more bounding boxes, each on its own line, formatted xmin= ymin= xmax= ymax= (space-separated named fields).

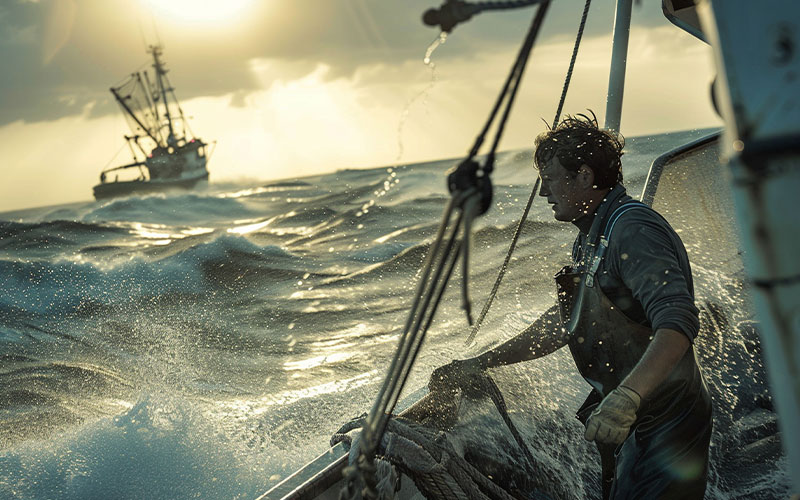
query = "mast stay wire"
xmin=465 ymin=0 xmax=592 ymax=346
xmin=341 ymin=4 xmax=552 ymax=499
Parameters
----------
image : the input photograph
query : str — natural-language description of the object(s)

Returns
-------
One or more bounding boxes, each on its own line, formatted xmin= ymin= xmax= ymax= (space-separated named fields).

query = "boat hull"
xmin=92 ymin=172 xmax=209 ymax=200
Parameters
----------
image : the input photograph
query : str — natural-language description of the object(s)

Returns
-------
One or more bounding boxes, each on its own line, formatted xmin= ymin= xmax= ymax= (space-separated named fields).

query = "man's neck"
xmin=571 ymin=188 xmax=612 ymax=234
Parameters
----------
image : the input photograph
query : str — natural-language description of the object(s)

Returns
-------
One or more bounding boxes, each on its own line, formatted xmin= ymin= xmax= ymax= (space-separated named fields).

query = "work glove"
xmin=584 ymin=385 xmax=641 ymax=445
xmin=428 ymin=357 xmax=484 ymax=395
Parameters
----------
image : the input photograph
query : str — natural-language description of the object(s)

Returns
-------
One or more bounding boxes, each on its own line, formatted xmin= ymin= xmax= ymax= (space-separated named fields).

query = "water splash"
xmin=423 ymin=32 xmax=448 ymax=66
xmin=394 ymin=32 xmax=449 ymax=163
xmin=352 ymin=34 xmax=452 ymax=241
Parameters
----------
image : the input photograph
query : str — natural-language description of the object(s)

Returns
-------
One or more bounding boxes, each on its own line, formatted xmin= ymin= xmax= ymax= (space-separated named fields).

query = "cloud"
xmin=0 ymin=16 xmax=722 ymax=213
xmin=0 ymin=0 xmax=677 ymax=126
xmin=41 ymin=0 xmax=76 ymax=64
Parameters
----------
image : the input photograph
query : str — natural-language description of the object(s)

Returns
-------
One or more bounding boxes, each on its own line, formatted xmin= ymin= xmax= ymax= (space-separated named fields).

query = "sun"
xmin=142 ymin=0 xmax=256 ymax=24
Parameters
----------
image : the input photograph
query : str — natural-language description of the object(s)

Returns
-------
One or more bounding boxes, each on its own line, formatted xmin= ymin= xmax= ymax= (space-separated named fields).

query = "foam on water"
xmin=0 ymin=396 xmax=278 ymax=500
xmin=0 ymin=235 xmax=309 ymax=315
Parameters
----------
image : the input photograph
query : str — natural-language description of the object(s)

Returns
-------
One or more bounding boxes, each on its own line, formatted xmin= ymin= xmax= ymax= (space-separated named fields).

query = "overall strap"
xmin=585 ymin=200 xmax=650 ymax=287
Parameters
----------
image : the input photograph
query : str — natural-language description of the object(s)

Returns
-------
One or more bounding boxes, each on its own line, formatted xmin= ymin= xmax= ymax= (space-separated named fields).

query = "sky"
xmin=0 ymin=0 xmax=722 ymax=212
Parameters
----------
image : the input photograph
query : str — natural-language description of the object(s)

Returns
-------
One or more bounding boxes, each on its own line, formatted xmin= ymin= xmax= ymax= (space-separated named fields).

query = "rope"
xmin=345 ymin=195 xmax=466 ymax=499
xmin=552 ymin=0 xmax=592 ymax=129
xmin=468 ymin=2 xmax=549 ymax=161
xmin=466 ymin=178 xmax=539 ymax=345
xmin=424 ymin=0 xmax=545 ymax=33
xmin=466 ymin=0 xmax=592 ymax=346
xmin=455 ymin=0 xmax=550 ymax=325
xmin=344 ymin=6 xmax=553 ymax=498
xmin=337 ymin=417 xmax=519 ymax=500
xmin=333 ymin=380 xmax=542 ymax=500
xmin=481 ymin=374 xmax=538 ymax=471
xmin=100 ymin=141 xmax=131 ymax=171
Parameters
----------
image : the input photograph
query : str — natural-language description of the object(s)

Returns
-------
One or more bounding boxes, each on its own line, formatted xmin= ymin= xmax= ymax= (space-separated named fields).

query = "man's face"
xmin=538 ymin=157 xmax=591 ymax=222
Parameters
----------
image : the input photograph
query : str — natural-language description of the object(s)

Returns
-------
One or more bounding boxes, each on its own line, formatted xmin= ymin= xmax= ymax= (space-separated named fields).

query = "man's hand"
xmin=428 ymin=357 xmax=484 ymax=395
xmin=584 ymin=385 xmax=641 ymax=445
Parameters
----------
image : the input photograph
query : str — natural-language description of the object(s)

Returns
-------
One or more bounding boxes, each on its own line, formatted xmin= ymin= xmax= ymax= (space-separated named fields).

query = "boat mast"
xmin=604 ymin=0 xmax=633 ymax=132
xmin=141 ymin=71 xmax=163 ymax=144
xmin=149 ymin=44 xmax=177 ymax=146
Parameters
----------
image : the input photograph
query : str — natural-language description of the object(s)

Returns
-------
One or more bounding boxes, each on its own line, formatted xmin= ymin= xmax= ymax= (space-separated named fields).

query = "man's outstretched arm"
xmin=429 ymin=304 xmax=568 ymax=392
xmin=413 ymin=304 xmax=570 ymax=426
xmin=475 ymin=304 xmax=570 ymax=369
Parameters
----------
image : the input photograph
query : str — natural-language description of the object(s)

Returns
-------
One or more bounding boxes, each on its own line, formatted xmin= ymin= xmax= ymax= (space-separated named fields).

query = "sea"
xmin=0 ymin=128 xmax=792 ymax=499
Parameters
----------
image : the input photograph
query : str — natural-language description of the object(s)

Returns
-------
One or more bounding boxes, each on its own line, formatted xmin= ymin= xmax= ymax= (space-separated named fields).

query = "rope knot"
xmin=447 ymin=158 xmax=493 ymax=215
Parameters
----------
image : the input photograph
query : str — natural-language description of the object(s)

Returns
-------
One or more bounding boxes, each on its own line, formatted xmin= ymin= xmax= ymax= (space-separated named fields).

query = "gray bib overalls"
xmin=556 ymin=200 xmax=712 ymax=500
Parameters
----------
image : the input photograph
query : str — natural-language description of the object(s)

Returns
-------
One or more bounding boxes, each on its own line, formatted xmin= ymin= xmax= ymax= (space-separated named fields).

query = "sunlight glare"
xmin=143 ymin=0 xmax=255 ymax=23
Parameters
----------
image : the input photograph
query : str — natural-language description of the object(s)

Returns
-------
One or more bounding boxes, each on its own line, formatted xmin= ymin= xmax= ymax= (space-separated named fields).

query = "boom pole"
xmin=110 ymin=86 xmax=161 ymax=145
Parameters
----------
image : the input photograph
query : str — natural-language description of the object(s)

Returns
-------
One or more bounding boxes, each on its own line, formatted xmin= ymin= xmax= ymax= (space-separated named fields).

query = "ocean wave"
xmin=317 ymin=242 xmax=429 ymax=287
xmin=0 ymin=235 xmax=319 ymax=315
xmin=0 ymin=360 xmax=136 ymax=446
xmin=311 ymin=217 xmax=568 ymax=290
xmin=0 ymin=396 xmax=287 ymax=499
xmin=0 ymin=220 xmax=126 ymax=251
xmin=83 ymin=192 xmax=259 ymax=224
xmin=267 ymin=206 xmax=340 ymax=228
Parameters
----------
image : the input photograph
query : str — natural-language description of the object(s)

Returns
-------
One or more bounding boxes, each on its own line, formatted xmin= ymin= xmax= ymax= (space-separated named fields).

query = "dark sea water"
xmin=0 ymin=129 xmax=791 ymax=499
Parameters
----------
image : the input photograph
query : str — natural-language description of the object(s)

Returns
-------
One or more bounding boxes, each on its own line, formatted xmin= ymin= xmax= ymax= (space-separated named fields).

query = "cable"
xmin=466 ymin=0 xmax=592 ymax=346
xmin=552 ymin=0 xmax=592 ymax=129
xmin=466 ymin=177 xmax=539 ymax=345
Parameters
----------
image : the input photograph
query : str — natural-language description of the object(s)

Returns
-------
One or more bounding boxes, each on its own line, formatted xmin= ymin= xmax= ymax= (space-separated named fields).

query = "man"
xmin=430 ymin=114 xmax=712 ymax=499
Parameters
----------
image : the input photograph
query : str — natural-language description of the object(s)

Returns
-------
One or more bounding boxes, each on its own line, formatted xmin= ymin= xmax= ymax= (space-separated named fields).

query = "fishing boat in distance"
xmin=93 ymin=44 xmax=212 ymax=200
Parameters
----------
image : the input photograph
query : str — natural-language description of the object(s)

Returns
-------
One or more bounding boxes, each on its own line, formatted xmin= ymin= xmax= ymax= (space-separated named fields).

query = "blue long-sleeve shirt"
xmin=571 ymin=185 xmax=700 ymax=342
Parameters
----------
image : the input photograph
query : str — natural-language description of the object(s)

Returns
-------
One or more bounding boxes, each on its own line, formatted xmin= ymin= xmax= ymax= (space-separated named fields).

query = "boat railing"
xmin=641 ymin=131 xmax=721 ymax=206
xmin=99 ymin=161 xmax=147 ymax=182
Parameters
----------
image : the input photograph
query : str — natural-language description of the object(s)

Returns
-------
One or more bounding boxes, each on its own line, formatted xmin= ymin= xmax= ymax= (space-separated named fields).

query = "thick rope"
xmin=338 ymin=417 xmax=519 ymax=500
xmin=466 ymin=0 xmax=592 ymax=346
xmin=469 ymin=2 xmax=550 ymax=161
xmin=485 ymin=2 xmax=549 ymax=170
xmin=427 ymin=1 xmax=547 ymax=35
xmin=454 ymin=1 xmax=550 ymax=331
xmin=333 ymin=374 xmax=540 ymax=500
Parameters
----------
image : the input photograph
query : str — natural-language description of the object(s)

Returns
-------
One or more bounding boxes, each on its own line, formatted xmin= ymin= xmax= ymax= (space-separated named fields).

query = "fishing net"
xmin=331 ymin=383 xmax=581 ymax=500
